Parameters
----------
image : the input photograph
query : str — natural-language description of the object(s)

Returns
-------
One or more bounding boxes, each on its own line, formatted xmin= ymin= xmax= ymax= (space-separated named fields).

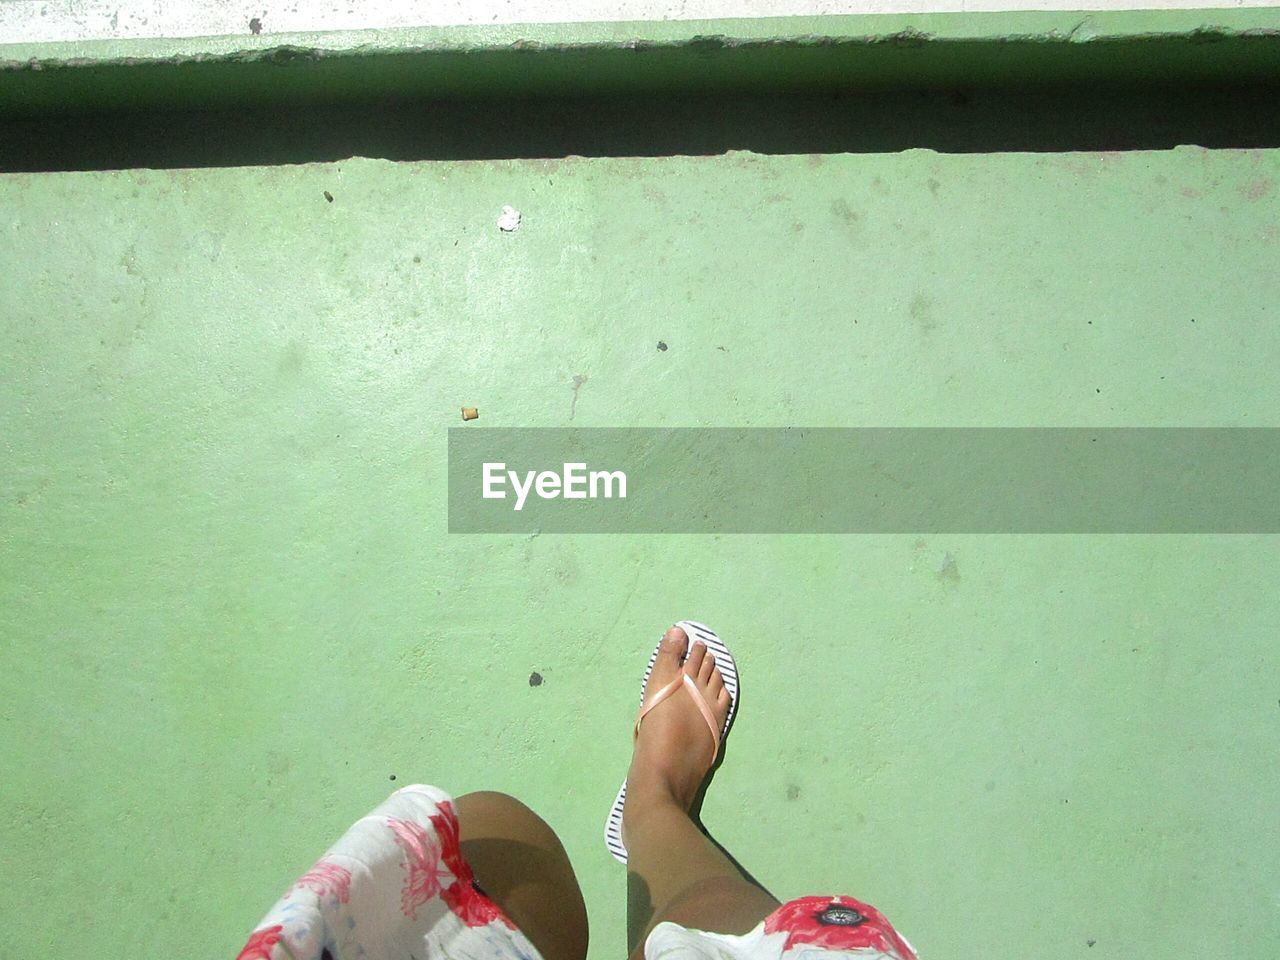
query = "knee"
xmin=456 ymin=791 xmax=540 ymax=828
xmin=456 ymin=790 xmax=526 ymax=813
xmin=456 ymin=790 xmax=525 ymax=806
xmin=454 ymin=791 xmax=560 ymax=847
xmin=453 ymin=792 xmax=588 ymax=960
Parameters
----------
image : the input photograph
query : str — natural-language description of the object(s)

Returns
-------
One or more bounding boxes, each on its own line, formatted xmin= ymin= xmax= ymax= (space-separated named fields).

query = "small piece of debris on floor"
xmin=935 ymin=551 xmax=960 ymax=583
xmin=323 ymin=190 xmax=333 ymax=203
xmin=657 ymin=341 xmax=668 ymax=351
xmin=569 ymin=375 xmax=588 ymax=421
xmin=461 ymin=407 xmax=479 ymax=421
xmin=1087 ymin=940 xmax=1096 ymax=948
xmin=529 ymin=672 xmax=543 ymax=687
xmin=497 ymin=205 xmax=521 ymax=232
xmin=249 ymin=17 xmax=263 ymax=34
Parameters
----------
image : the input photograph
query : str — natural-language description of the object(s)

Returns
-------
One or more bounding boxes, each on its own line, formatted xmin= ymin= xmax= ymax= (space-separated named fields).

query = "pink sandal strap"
xmin=634 ymin=674 xmax=684 ymax=736
xmin=633 ymin=672 xmax=722 ymax=758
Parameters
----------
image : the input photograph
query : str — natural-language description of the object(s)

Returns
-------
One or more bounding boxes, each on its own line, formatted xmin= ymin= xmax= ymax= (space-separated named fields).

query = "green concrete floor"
xmin=2 ymin=148 xmax=1278 ymax=959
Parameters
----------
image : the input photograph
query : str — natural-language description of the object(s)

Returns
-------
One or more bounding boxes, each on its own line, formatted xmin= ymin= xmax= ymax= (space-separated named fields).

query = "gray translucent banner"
xmin=447 ymin=428 xmax=1280 ymax=533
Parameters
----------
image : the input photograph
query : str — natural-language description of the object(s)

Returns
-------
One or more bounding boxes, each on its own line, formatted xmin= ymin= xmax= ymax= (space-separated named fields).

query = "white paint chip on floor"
xmin=497 ymin=206 xmax=522 ymax=233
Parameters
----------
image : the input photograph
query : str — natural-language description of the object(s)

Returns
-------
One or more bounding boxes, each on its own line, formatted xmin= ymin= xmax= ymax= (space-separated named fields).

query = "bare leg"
xmin=622 ymin=628 xmax=781 ymax=960
xmin=455 ymin=791 xmax=589 ymax=960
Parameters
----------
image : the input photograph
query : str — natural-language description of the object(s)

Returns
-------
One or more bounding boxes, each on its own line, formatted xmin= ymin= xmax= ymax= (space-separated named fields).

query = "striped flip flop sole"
xmin=604 ymin=619 xmax=739 ymax=865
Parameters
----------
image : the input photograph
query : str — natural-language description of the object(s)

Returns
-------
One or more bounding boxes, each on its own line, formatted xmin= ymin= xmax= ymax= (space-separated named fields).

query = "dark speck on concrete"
xmin=413 ymin=255 xmax=421 ymax=263
xmin=249 ymin=17 xmax=263 ymax=34
xmin=323 ymin=190 xmax=334 ymax=203
xmin=1087 ymin=940 xmax=1097 ymax=948
xmin=389 ymin=774 xmax=396 ymax=781
xmin=910 ymin=293 xmax=936 ymax=333
xmin=830 ymin=198 xmax=859 ymax=223
xmin=529 ymin=671 xmax=543 ymax=687
xmin=785 ymin=784 xmax=801 ymax=801
xmin=570 ymin=375 xmax=588 ymax=420
xmin=657 ymin=341 xmax=668 ymax=351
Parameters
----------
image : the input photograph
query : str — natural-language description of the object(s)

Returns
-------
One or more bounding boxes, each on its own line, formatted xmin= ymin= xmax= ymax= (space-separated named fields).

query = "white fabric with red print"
xmin=645 ymin=895 xmax=918 ymax=960
xmin=236 ymin=785 xmax=540 ymax=960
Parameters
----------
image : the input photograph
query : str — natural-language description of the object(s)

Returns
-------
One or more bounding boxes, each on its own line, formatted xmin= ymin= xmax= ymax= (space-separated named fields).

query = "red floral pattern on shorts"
xmin=763 ymin=896 xmax=916 ymax=958
xmin=426 ymin=800 xmax=516 ymax=930
xmin=386 ymin=801 xmax=516 ymax=930
xmin=388 ymin=817 xmax=448 ymax=919
xmin=441 ymin=876 xmax=514 ymax=928
xmin=235 ymin=924 xmax=284 ymax=960
xmin=290 ymin=860 xmax=352 ymax=903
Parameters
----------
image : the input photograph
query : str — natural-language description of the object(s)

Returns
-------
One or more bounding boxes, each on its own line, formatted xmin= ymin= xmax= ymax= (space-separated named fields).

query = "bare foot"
xmin=623 ymin=626 xmax=732 ymax=838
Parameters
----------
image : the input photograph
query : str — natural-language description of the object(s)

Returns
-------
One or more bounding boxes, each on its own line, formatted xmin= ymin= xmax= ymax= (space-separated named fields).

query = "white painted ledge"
xmin=1 ymin=0 xmax=1275 ymax=45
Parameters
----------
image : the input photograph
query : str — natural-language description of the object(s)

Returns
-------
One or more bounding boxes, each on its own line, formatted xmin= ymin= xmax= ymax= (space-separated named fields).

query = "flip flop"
xmin=604 ymin=619 xmax=739 ymax=865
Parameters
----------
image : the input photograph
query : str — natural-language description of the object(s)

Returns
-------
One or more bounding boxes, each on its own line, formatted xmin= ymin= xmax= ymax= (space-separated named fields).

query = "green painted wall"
xmin=2 ymin=147 xmax=1278 ymax=959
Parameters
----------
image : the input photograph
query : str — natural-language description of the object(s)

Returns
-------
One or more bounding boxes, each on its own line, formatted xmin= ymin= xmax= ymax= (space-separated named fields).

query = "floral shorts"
xmin=236 ymin=785 xmax=916 ymax=960
xmin=647 ymin=896 xmax=917 ymax=960
xmin=236 ymin=785 xmax=539 ymax=960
